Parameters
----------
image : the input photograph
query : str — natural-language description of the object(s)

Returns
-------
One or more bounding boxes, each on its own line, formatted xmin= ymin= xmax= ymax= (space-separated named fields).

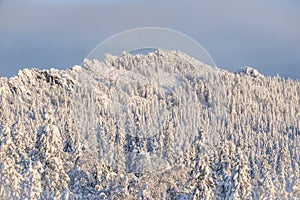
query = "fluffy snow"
xmin=0 ymin=49 xmax=299 ymax=199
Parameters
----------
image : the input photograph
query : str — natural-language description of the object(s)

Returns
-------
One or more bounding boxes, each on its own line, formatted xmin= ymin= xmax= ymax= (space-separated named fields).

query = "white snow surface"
xmin=0 ymin=49 xmax=300 ymax=199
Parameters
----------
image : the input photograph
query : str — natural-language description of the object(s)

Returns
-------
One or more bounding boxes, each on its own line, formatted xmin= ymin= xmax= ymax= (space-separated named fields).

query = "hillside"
xmin=0 ymin=49 xmax=299 ymax=199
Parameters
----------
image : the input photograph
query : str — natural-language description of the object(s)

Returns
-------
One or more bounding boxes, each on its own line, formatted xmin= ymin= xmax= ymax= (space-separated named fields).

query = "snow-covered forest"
xmin=0 ymin=50 xmax=299 ymax=199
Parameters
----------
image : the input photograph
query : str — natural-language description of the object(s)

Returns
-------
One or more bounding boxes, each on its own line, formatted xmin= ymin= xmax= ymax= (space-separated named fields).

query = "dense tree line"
xmin=0 ymin=50 xmax=299 ymax=199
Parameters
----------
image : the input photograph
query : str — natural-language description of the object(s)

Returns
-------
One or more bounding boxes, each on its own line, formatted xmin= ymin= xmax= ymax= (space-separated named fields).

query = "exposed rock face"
xmin=0 ymin=50 xmax=299 ymax=199
xmin=240 ymin=66 xmax=262 ymax=78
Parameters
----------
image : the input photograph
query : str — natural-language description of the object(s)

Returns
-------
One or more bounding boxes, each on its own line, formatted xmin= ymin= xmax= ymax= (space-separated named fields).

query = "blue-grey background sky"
xmin=0 ymin=0 xmax=299 ymax=79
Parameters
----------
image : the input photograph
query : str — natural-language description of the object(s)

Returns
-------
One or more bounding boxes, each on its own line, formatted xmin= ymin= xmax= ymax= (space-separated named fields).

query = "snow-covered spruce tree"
xmin=63 ymin=122 xmax=74 ymax=153
xmin=260 ymin=173 xmax=275 ymax=199
xmin=229 ymin=149 xmax=252 ymax=199
xmin=33 ymin=112 xmax=69 ymax=199
xmin=25 ymin=161 xmax=43 ymax=199
xmin=0 ymin=123 xmax=23 ymax=199
xmin=162 ymin=117 xmax=175 ymax=166
xmin=188 ymin=129 xmax=214 ymax=200
xmin=189 ymin=156 xmax=214 ymax=200
xmin=211 ymin=142 xmax=242 ymax=199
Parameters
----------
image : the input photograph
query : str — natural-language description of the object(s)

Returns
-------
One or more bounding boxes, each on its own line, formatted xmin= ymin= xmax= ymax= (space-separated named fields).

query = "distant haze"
xmin=0 ymin=0 xmax=299 ymax=79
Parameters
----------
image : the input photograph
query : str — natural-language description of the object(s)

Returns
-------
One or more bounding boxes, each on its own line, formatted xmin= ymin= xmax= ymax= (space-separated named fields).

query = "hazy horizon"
xmin=0 ymin=0 xmax=299 ymax=79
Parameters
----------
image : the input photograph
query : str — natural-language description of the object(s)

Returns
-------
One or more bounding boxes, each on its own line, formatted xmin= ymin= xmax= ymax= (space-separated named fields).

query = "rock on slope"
xmin=0 ymin=49 xmax=300 ymax=199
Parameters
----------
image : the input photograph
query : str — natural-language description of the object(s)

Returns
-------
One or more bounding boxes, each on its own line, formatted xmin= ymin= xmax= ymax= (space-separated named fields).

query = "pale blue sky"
xmin=0 ymin=0 xmax=299 ymax=79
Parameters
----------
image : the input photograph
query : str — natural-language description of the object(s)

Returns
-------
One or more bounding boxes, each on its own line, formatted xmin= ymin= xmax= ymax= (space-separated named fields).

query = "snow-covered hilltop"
xmin=0 ymin=50 xmax=299 ymax=199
